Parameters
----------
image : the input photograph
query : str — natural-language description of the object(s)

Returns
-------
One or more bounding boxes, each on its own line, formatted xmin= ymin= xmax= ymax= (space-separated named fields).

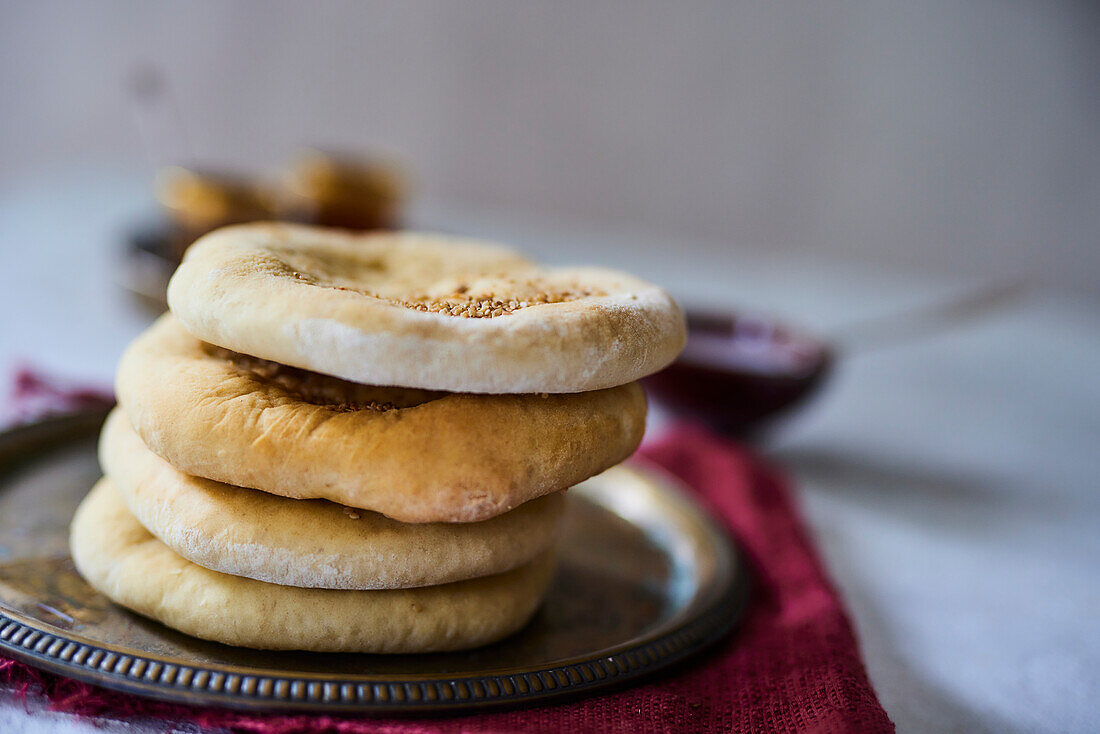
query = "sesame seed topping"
xmin=382 ymin=289 xmax=601 ymax=318
xmin=284 ymin=262 xmax=605 ymax=318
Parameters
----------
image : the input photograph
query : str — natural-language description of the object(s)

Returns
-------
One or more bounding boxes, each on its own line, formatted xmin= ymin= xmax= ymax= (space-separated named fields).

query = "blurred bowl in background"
xmin=120 ymin=150 xmax=407 ymax=309
xmin=643 ymin=310 xmax=833 ymax=438
xmin=155 ymin=166 xmax=276 ymax=256
xmin=277 ymin=149 xmax=405 ymax=231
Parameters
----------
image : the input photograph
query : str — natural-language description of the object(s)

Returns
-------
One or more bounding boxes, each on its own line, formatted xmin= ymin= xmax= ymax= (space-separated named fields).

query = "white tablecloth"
xmin=2 ymin=168 xmax=1098 ymax=733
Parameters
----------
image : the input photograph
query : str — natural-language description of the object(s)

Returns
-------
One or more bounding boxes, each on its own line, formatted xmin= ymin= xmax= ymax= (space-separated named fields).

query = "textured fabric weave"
xmin=1 ymin=374 xmax=892 ymax=733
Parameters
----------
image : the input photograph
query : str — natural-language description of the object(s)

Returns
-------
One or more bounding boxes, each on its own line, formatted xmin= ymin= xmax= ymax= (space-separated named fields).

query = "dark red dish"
xmin=643 ymin=310 xmax=833 ymax=437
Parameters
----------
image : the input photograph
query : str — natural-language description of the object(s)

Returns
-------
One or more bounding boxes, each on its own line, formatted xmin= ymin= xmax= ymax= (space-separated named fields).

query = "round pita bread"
xmin=166 ymin=223 xmax=685 ymax=393
xmin=70 ymin=479 xmax=556 ymax=653
xmin=116 ymin=314 xmax=645 ymax=522
xmin=100 ymin=408 xmax=565 ymax=590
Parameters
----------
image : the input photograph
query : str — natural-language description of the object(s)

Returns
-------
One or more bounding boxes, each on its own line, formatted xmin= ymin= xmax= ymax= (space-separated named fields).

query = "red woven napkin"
xmin=3 ymin=366 xmax=114 ymax=426
xmin=1 ymin=372 xmax=892 ymax=733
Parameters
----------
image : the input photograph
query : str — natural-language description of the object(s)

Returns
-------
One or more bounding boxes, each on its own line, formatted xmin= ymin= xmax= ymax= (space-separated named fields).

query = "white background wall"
xmin=3 ymin=0 xmax=1098 ymax=296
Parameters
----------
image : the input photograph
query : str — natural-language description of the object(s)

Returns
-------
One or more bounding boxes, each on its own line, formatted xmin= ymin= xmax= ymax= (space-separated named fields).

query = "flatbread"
xmin=70 ymin=479 xmax=556 ymax=653
xmin=116 ymin=314 xmax=646 ymax=522
xmin=100 ymin=407 xmax=565 ymax=589
xmin=166 ymin=223 xmax=685 ymax=393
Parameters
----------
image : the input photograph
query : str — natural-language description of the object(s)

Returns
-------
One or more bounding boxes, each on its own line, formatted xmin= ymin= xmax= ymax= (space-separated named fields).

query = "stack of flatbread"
xmin=71 ymin=223 xmax=685 ymax=653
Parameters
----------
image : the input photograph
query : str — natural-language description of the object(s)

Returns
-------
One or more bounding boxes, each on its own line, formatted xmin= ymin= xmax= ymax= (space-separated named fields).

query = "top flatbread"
xmin=167 ymin=223 xmax=686 ymax=393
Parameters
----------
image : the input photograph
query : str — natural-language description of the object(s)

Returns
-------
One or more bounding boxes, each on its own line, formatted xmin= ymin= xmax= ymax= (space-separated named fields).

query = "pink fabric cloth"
xmin=1 ymin=374 xmax=892 ymax=733
xmin=4 ymin=366 xmax=113 ymax=426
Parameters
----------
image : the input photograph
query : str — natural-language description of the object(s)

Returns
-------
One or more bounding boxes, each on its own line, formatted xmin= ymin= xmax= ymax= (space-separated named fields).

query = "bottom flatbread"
xmin=70 ymin=479 xmax=555 ymax=653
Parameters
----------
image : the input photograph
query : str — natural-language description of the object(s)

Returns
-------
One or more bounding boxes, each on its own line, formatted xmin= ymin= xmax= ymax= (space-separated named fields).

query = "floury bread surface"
xmin=70 ymin=480 xmax=556 ymax=653
xmin=99 ymin=408 xmax=565 ymax=590
xmin=116 ymin=314 xmax=646 ymax=522
xmin=71 ymin=222 xmax=686 ymax=653
xmin=166 ymin=223 xmax=686 ymax=393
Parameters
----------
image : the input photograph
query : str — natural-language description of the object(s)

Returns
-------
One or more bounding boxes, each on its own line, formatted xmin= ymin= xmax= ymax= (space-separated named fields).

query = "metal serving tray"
xmin=0 ymin=408 xmax=747 ymax=713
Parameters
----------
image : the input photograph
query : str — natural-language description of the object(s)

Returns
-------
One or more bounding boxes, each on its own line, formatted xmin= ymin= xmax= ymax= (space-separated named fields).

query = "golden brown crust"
xmin=166 ymin=223 xmax=686 ymax=393
xmin=116 ymin=314 xmax=647 ymax=522
xmin=70 ymin=479 xmax=556 ymax=652
xmin=100 ymin=407 xmax=566 ymax=589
